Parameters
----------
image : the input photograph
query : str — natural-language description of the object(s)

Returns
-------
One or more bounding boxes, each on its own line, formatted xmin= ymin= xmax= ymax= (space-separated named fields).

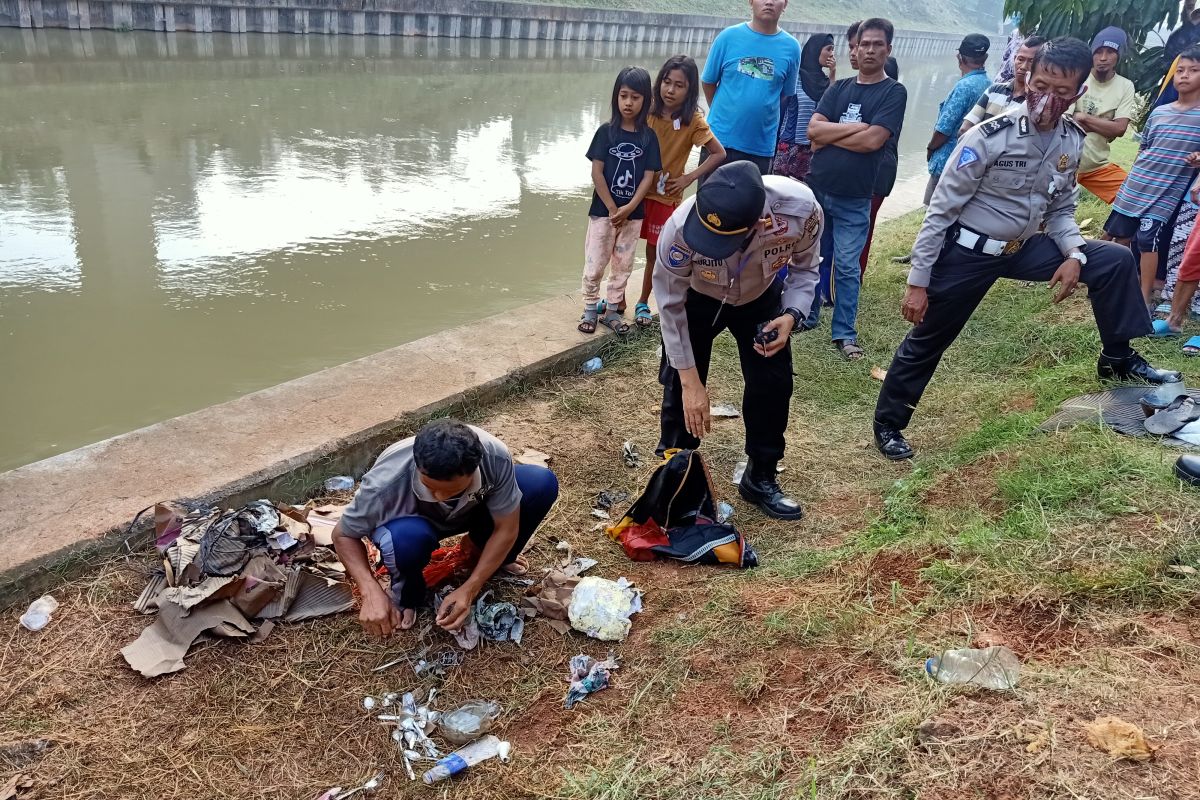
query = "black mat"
xmin=1040 ymin=387 xmax=1200 ymax=448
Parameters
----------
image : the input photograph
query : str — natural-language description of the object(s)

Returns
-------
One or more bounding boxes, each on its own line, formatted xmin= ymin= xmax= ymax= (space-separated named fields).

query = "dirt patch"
xmin=922 ymin=454 xmax=1012 ymax=517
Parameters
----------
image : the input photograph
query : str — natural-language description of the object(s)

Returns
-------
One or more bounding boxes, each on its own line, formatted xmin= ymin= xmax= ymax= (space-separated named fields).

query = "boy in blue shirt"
xmin=701 ymin=0 xmax=801 ymax=174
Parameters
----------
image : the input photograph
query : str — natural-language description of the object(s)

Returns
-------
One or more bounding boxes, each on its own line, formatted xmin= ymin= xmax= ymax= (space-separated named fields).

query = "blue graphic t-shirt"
xmin=702 ymin=23 xmax=801 ymax=157
xmin=585 ymin=123 xmax=662 ymax=219
xmin=928 ymin=68 xmax=991 ymax=176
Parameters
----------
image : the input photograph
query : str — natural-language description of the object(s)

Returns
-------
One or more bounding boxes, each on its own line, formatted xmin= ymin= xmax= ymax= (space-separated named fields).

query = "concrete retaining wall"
xmin=0 ymin=0 xmax=960 ymax=53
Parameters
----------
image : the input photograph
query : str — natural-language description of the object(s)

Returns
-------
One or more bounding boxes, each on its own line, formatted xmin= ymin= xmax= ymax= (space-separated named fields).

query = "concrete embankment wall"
xmin=0 ymin=0 xmax=960 ymax=53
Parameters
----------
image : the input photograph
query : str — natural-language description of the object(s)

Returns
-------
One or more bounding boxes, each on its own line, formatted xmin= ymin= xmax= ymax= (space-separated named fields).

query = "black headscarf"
xmin=799 ymin=33 xmax=834 ymax=102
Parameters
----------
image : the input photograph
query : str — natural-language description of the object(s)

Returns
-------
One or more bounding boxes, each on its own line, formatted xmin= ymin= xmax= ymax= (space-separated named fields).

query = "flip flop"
xmin=1152 ymin=319 xmax=1183 ymax=338
xmin=1184 ymin=335 xmax=1200 ymax=356
xmin=634 ymin=302 xmax=654 ymax=328
xmin=1145 ymin=396 xmax=1200 ymax=435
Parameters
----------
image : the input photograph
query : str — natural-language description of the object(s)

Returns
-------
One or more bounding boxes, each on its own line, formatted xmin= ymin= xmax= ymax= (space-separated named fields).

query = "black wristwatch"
xmin=783 ymin=307 xmax=804 ymax=328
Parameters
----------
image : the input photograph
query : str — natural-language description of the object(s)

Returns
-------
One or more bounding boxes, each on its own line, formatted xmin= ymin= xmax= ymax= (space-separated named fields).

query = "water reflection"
xmin=0 ymin=29 xmax=957 ymax=471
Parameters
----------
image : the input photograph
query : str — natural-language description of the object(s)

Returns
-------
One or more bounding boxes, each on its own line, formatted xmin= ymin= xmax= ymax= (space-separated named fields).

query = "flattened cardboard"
xmin=121 ymin=600 xmax=255 ymax=677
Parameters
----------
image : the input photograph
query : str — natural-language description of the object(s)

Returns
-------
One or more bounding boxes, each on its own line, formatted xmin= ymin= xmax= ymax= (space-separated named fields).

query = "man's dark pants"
xmin=658 ymin=282 xmax=793 ymax=463
xmin=699 ymin=147 xmax=773 ymax=181
xmin=374 ymin=465 xmax=559 ymax=608
xmin=875 ymin=235 xmax=1152 ymax=431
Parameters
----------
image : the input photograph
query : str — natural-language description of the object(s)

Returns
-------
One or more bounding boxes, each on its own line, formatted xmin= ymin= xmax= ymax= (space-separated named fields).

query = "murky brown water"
xmin=0 ymin=29 xmax=956 ymax=470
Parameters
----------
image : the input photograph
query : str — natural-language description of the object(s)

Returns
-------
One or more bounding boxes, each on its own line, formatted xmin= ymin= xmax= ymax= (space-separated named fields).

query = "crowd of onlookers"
xmin=572 ymin=0 xmax=1200 ymax=358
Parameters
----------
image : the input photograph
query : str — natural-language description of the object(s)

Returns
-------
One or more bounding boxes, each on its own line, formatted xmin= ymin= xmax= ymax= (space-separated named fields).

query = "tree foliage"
xmin=1003 ymin=0 xmax=1180 ymax=47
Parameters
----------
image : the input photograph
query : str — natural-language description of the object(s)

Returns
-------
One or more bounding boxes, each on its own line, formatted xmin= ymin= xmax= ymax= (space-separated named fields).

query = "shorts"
xmin=1104 ymin=210 xmax=1165 ymax=253
xmin=1077 ymin=163 xmax=1128 ymax=205
xmin=1181 ymin=220 xmax=1200 ymax=282
xmin=640 ymin=198 xmax=675 ymax=246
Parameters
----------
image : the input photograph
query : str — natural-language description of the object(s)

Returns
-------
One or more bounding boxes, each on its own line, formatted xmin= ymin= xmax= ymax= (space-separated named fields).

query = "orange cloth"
xmin=646 ymin=110 xmax=715 ymax=206
xmin=1180 ymin=220 xmax=1200 ymax=283
xmin=1077 ymin=163 xmax=1128 ymax=205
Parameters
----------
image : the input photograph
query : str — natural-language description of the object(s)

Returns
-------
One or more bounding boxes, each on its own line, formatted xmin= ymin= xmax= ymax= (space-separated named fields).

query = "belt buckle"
xmin=1002 ymin=239 xmax=1023 ymax=256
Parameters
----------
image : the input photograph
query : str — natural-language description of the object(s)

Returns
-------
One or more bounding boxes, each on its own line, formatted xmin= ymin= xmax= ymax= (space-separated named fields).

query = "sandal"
xmin=835 ymin=339 xmax=865 ymax=361
xmin=1152 ymin=319 xmax=1182 ymax=338
xmin=634 ymin=302 xmax=654 ymax=328
xmin=599 ymin=308 xmax=631 ymax=335
xmin=1184 ymin=335 xmax=1200 ymax=356
xmin=578 ymin=304 xmax=598 ymax=334
xmin=596 ymin=300 xmax=627 ymax=316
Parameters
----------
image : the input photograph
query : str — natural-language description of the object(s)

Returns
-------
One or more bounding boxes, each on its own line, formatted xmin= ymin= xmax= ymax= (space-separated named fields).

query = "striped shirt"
xmin=779 ymin=89 xmax=818 ymax=145
xmin=1113 ymin=104 xmax=1200 ymax=222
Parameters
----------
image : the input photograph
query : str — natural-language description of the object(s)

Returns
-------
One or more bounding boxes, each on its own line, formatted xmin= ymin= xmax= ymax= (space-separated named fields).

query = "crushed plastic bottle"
xmin=323 ymin=475 xmax=355 ymax=492
xmin=19 ymin=595 xmax=59 ymax=632
xmin=438 ymin=700 xmax=502 ymax=745
xmin=717 ymin=502 xmax=734 ymax=523
xmin=926 ymin=645 xmax=1020 ymax=690
xmin=582 ymin=357 xmax=603 ymax=375
xmin=423 ymin=735 xmax=503 ymax=784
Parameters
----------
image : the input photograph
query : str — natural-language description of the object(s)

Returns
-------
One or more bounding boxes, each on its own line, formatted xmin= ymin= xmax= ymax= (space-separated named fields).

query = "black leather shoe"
xmin=1175 ymin=454 xmax=1200 ymax=487
xmin=1098 ymin=351 xmax=1182 ymax=385
xmin=738 ymin=459 xmax=804 ymax=520
xmin=874 ymin=421 xmax=915 ymax=460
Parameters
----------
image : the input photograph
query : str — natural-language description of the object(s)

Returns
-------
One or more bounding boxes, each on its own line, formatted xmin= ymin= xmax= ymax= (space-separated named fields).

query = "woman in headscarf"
xmin=774 ymin=32 xmax=835 ymax=182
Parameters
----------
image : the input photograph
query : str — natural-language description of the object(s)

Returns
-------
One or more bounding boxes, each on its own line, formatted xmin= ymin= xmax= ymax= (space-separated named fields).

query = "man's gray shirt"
xmin=339 ymin=426 xmax=521 ymax=536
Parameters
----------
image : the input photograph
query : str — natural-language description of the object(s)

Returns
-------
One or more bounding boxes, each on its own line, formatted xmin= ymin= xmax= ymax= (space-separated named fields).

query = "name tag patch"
xmin=956 ymin=146 xmax=980 ymax=171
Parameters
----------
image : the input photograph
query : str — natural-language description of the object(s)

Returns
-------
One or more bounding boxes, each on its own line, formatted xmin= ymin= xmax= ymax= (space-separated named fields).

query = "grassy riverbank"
xmin=4 ymin=153 xmax=1200 ymax=798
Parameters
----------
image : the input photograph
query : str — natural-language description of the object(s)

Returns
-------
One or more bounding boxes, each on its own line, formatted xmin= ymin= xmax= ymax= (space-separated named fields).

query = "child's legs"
xmin=605 ymin=221 xmax=641 ymax=306
xmin=640 ymin=245 xmax=656 ymax=304
xmin=581 ymin=216 xmax=615 ymax=305
xmin=1169 ymin=227 xmax=1200 ymax=328
xmin=1135 ymin=219 xmax=1165 ymax=304
xmin=638 ymin=199 xmax=672 ymax=304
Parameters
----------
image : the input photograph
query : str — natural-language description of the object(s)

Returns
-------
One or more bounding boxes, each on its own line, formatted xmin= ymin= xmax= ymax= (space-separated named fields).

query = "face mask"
xmin=1024 ymin=77 xmax=1082 ymax=124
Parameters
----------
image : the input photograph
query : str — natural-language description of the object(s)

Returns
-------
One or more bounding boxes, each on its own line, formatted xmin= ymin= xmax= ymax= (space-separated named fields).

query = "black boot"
xmin=738 ymin=459 xmax=804 ymax=520
xmin=873 ymin=421 xmax=915 ymax=460
xmin=1098 ymin=351 xmax=1182 ymax=385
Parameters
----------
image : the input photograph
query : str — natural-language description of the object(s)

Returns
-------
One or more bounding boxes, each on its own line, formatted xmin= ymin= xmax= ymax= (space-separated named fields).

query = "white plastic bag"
xmin=19 ymin=595 xmax=60 ymax=632
xmin=567 ymin=577 xmax=641 ymax=641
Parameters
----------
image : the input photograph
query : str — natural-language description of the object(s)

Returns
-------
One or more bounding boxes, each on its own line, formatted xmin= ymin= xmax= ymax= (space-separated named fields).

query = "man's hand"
xmin=665 ymin=173 xmax=695 ymax=195
xmin=1049 ymin=257 xmax=1081 ymax=303
xmin=754 ymin=314 xmax=795 ymax=357
xmin=901 ymin=285 xmax=928 ymax=325
xmin=435 ymin=583 xmax=478 ymax=632
xmin=359 ymin=587 xmax=404 ymax=638
xmin=681 ymin=378 xmax=711 ymax=439
xmin=1187 ymin=151 xmax=1200 ymax=169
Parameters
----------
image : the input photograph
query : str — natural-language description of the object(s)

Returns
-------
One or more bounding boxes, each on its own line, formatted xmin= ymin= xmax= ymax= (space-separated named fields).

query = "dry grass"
xmin=4 ymin=205 xmax=1200 ymax=799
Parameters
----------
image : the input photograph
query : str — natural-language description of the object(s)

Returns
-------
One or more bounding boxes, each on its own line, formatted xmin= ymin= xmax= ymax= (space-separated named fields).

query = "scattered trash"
xmin=18 ymin=595 xmax=59 ymax=632
xmin=710 ymin=403 xmax=741 ymax=418
xmin=590 ymin=508 xmax=611 ymax=520
xmin=324 ymin=476 xmax=356 ymax=493
xmin=622 ymin=441 xmax=642 ymax=468
xmin=717 ymin=502 xmax=734 ymax=523
xmin=595 ymin=490 xmax=630 ymax=511
xmin=582 ymin=356 xmax=603 ymax=374
xmin=731 ymin=461 xmax=747 ymax=484
xmin=1084 ymin=716 xmax=1155 ymax=761
xmin=514 ymin=448 xmax=552 ymax=468
xmin=423 ymin=538 xmax=481 ymax=591
xmin=1011 ymin=719 xmax=1051 ymax=754
xmin=1 ymin=774 xmax=34 ymax=800
xmin=564 ymin=651 xmax=620 ymax=709
xmin=434 ymin=586 xmax=481 ymax=650
xmin=439 ymin=700 xmax=502 ymax=745
xmin=520 ymin=570 xmax=582 ymax=634
xmin=0 ymin=739 xmax=53 ymax=768
xmin=474 ymin=591 xmax=524 ymax=645
xmin=925 ymin=645 xmax=1020 ymax=690
xmin=1168 ymin=564 xmax=1198 ymax=576
xmin=423 ymin=735 xmax=504 ymax=785
xmin=870 ymin=366 xmax=888 ymax=381
xmin=568 ymin=576 xmax=642 ymax=641
xmin=334 ymin=771 xmax=385 ymax=799
xmin=497 ymin=741 xmax=513 ymax=764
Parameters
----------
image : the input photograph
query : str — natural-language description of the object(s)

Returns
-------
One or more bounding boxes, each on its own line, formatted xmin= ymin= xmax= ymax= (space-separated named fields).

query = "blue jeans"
xmin=811 ymin=188 xmax=872 ymax=342
xmin=371 ymin=465 xmax=559 ymax=608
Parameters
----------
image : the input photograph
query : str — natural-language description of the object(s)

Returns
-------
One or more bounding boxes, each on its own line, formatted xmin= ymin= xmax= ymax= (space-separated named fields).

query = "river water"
xmin=0 ymin=28 xmax=962 ymax=471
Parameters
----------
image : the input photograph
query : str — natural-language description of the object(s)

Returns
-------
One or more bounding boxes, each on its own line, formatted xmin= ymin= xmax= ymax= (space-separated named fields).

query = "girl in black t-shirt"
xmin=578 ymin=67 xmax=661 ymax=335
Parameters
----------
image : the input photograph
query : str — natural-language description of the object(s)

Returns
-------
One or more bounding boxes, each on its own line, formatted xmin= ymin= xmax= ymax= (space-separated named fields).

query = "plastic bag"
xmin=567 ymin=577 xmax=642 ymax=641
xmin=438 ymin=700 xmax=502 ymax=745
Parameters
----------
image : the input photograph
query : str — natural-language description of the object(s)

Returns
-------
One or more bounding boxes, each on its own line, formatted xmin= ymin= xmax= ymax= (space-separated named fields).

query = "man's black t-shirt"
xmin=585 ymin=123 xmax=662 ymax=219
xmin=808 ymin=77 xmax=908 ymax=199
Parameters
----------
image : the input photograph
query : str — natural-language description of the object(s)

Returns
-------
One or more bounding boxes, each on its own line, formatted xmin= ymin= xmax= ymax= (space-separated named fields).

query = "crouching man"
xmin=332 ymin=419 xmax=559 ymax=637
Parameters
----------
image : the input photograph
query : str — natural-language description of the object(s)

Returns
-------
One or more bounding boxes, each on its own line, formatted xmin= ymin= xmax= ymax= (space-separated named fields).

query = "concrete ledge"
xmin=0 ymin=280 xmax=650 ymax=604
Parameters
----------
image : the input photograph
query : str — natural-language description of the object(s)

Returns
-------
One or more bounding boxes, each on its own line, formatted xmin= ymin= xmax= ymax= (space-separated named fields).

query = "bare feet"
xmin=501 ymin=555 xmax=529 ymax=576
xmin=398 ymin=607 xmax=417 ymax=630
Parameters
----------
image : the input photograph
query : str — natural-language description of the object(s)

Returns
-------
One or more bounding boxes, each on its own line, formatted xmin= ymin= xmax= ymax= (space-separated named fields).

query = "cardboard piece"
xmin=160 ymin=575 xmax=243 ymax=612
xmin=233 ymin=555 xmax=287 ymax=617
xmin=308 ymin=504 xmax=346 ymax=547
xmin=121 ymin=600 xmax=255 ymax=677
xmin=133 ymin=573 xmax=167 ymax=615
xmin=515 ymin=448 xmax=553 ymax=468
xmin=281 ymin=570 xmax=354 ymax=623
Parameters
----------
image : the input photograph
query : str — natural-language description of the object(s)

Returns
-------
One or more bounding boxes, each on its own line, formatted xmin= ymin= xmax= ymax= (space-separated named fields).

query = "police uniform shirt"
xmin=653 ymin=175 xmax=823 ymax=371
xmin=908 ymin=103 xmax=1088 ymax=288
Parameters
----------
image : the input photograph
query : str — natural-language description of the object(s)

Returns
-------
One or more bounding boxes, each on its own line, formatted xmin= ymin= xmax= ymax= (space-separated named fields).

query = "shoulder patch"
xmin=1063 ymin=115 xmax=1086 ymax=136
xmin=979 ymin=116 xmax=1015 ymax=138
xmin=956 ymin=146 xmax=980 ymax=171
xmin=667 ymin=243 xmax=691 ymax=268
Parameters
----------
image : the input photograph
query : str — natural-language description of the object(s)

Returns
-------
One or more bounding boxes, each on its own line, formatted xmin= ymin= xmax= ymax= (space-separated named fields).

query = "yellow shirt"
xmin=646 ymin=110 xmax=715 ymax=206
xmin=1070 ymin=73 xmax=1137 ymax=173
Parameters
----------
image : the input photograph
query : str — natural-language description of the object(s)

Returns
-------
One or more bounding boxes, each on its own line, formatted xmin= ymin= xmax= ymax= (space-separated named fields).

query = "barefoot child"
xmin=629 ymin=55 xmax=726 ymax=328
xmin=579 ymin=66 xmax=661 ymax=335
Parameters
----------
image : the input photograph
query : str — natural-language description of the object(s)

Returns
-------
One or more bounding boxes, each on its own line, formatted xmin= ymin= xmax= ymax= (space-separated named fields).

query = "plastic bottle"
xmin=323 ymin=475 xmax=355 ymax=492
xmin=582 ymin=357 xmax=603 ymax=375
xmin=19 ymin=595 xmax=59 ymax=632
xmin=422 ymin=735 xmax=502 ymax=784
xmin=925 ymin=645 xmax=1020 ymax=690
xmin=438 ymin=700 xmax=501 ymax=745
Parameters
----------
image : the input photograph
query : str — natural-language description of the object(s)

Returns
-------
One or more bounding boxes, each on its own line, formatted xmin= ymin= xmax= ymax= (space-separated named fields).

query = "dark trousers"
xmin=699 ymin=147 xmax=773 ymax=182
xmin=374 ymin=465 xmax=559 ymax=608
xmin=874 ymin=234 xmax=1152 ymax=430
xmin=658 ymin=283 xmax=793 ymax=463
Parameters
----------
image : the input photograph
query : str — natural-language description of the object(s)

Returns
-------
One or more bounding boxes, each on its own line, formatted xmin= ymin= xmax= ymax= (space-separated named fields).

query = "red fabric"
xmin=422 ymin=538 xmax=480 ymax=588
xmin=1181 ymin=222 xmax=1200 ymax=283
xmin=615 ymin=519 xmax=671 ymax=561
xmin=640 ymin=198 xmax=676 ymax=245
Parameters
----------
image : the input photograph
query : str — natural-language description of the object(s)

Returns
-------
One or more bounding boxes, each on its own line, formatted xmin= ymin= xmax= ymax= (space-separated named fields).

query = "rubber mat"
xmin=1040 ymin=386 xmax=1200 ymax=448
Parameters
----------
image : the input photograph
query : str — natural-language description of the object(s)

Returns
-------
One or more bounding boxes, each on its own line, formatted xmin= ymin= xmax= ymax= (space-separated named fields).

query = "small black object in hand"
xmin=754 ymin=322 xmax=779 ymax=347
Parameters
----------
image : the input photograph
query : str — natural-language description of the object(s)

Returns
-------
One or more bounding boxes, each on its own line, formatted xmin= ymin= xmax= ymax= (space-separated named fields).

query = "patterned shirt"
xmin=961 ymin=80 xmax=1021 ymax=130
xmin=1113 ymin=104 xmax=1200 ymax=223
xmin=929 ymin=69 xmax=992 ymax=176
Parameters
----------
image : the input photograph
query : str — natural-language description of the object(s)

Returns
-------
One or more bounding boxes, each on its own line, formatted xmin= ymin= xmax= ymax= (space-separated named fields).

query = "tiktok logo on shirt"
xmin=609 ymin=142 xmax=644 ymax=201
xmin=840 ymin=103 xmax=863 ymax=124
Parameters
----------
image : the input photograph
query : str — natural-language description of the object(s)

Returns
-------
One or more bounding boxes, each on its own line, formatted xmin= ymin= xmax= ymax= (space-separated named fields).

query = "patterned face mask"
xmin=1025 ymin=75 xmax=1083 ymax=126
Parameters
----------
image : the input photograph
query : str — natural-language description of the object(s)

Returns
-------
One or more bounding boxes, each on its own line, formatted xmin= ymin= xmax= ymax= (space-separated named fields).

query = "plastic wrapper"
xmin=567 ymin=576 xmax=642 ymax=641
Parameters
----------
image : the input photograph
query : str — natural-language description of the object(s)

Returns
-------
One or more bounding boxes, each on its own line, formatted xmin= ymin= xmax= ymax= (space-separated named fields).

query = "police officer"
xmin=654 ymin=160 xmax=822 ymax=519
xmin=873 ymin=37 xmax=1180 ymax=461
